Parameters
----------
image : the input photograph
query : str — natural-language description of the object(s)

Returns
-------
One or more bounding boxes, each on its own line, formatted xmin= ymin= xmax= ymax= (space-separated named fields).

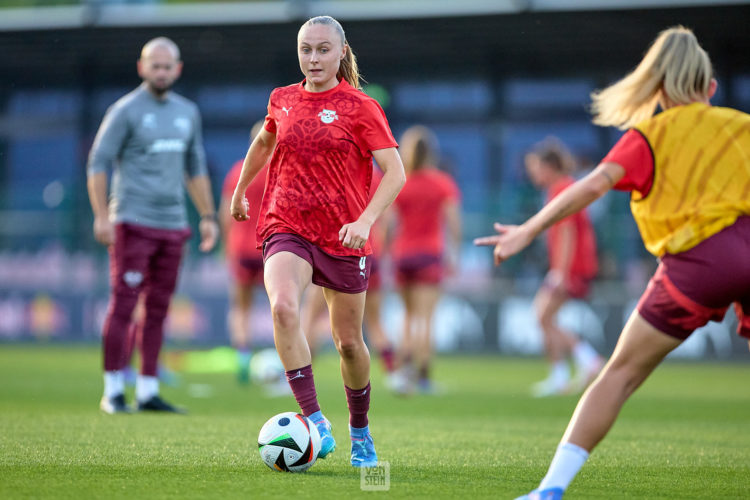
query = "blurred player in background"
xmin=229 ymin=16 xmax=405 ymax=467
xmin=389 ymin=125 xmax=461 ymax=395
xmin=220 ymin=120 xmax=268 ymax=384
xmin=87 ymin=37 xmax=218 ymax=414
xmin=523 ymin=138 xmax=602 ymax=397
xmin=476 ymin=26 xmax=750 ymax=499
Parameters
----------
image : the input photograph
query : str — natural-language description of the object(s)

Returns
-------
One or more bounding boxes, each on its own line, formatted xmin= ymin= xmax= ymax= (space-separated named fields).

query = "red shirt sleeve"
xmin=263 ymin=93 xmax=277 ymax=134
xmin=602 ymin=129 xmax=654 ymax=195
xmin=354 ymin=98 xmax=398 ymax=156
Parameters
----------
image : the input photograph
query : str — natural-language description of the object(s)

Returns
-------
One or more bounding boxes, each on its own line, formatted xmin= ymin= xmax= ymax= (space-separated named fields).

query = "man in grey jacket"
xmin=87 ymin=37 xmax=218 ymax=414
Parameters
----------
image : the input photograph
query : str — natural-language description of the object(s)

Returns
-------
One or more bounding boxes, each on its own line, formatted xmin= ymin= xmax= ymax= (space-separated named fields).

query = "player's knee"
xmin=599 ymin=358 xmax=646 ymax=398
xmin=270 ymin=298 xmax=300 ymax=331
xmin=334 ymin=333 xmax=365 ymax=359
xmin=144 ymin=293 xmax=171 ymax=317
xmin=109 ymin=290 xmax=139 ymax=320
xmin=537 ymin=310 xmax=555 ymax=329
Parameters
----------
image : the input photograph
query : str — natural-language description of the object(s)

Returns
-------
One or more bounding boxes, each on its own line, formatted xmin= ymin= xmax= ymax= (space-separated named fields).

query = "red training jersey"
xmin=392 ymin=168 xmax=460 ymax=259
xmin=257 ymin=79 xmax=398 ymax=257
xmin=222 ymin=161 xmax=268 ymax=260
xmin=546 ymin=176 xmax=598 ymax=280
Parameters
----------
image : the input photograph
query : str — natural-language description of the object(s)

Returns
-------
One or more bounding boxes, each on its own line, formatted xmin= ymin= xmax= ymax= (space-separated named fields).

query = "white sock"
xmin=538 ymin=442 xmax=590 ymax=491
xmin=104 ymin=371 xmax=124 ymax=399
xmin=573 ymin=341 xmax=599 ymax=368
xmin=550 ymin=360 xmax=570 ymax=384
xmin=136 ymin=375 xmax=159 ymax=403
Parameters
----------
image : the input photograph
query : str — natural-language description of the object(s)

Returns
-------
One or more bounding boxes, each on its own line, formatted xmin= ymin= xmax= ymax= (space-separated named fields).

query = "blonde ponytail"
xmin=591 ymin=26 xmax=713 ymax=130
xmin=300 ymin=15 xmax=362 ymax=89
xmin=338 ymin=43 xmax=362 ymax=90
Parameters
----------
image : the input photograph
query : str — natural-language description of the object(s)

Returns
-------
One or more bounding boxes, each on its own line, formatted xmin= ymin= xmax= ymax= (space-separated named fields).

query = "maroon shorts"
xmin=262 ymin=233 xmax=371 ymax=294
xmin=228 ymin=256 xmax=264 ymax=286
xmin=637 ymin=216 xmax=750 ymax=340
xmin=395 ymin=254 xmax=442 ymax=286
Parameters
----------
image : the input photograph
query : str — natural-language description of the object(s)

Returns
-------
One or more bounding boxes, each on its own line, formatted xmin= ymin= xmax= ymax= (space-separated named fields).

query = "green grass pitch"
xmin=1 ymin=345 xmax=748 ymax=499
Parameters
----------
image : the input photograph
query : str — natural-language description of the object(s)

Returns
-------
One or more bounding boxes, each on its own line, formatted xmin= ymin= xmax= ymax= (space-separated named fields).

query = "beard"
xmin=146 ymin=79 xmax=173 ymax=97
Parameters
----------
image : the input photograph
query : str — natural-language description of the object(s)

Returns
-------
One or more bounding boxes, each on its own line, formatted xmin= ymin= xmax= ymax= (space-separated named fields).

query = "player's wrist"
xmin=200 ymin=213 xmax=217 ymax=222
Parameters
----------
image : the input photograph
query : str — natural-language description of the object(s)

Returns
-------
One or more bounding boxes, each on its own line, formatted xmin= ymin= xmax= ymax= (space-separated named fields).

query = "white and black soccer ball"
xmin=258 ymin=412 xmax=321 ymax=472
xmin=249 ymin=348 xmax=285 ymax=385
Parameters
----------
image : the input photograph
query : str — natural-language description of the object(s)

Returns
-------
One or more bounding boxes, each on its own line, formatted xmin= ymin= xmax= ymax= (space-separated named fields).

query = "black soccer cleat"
xmin=100 ymin=394 xmax=131 ymax=414
xmin=136 ymin=395 xmax=187 ymax=414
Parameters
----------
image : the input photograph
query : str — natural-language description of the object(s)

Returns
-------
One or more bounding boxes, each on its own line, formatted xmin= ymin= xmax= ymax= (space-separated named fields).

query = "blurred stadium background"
xmin=1 ymin=0 xmax=749 ymax=360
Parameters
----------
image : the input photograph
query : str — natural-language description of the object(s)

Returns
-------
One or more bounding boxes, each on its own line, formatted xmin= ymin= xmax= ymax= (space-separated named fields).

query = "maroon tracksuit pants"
xmin=102 ymin=223 xmax=189 ymax=376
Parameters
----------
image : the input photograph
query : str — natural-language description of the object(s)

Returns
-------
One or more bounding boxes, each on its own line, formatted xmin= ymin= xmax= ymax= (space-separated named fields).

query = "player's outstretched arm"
xmin=231 ymin=127 xmax=276 ymax=222
xmin=474 ymin=162 xmax=624 ymax=266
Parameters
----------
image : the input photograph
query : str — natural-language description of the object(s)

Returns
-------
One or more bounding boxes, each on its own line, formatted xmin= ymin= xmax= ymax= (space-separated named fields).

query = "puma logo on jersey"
xmin=282 ymin=106 xmax=292 ymax=116
xmin=318 ymin=108 xmax=338 ymax=124
xmin=359 ymin=256 xmax=366 ymax=278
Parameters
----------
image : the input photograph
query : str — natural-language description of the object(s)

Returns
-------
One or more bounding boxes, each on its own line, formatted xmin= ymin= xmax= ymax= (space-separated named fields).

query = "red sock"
xmin=285 ymin=364 xmax=320 ymax=417
xmin=345 ymin=382 xmax=371 ymax=428
xmin=380 ymin=347 xmax=395 ymax=373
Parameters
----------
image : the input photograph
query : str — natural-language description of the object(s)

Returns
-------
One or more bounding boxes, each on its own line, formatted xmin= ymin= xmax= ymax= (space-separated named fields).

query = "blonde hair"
xmin=399 ymin=125 xmax=439 ymax=175
xmin=300 ymin=16 xmax=363 ymax=89
xmin=530 ymin=136 xmax=576 ymax=175
xmin=590 ymin=26 xmax=713 ymax=130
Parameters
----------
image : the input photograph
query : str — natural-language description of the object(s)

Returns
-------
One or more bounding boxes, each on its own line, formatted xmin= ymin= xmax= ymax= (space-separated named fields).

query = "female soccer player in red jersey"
xmin=230 ymin=15 xmax=405 ymax=468
xmin=476 ymin=27 xmax=750 ymax=499
xmin=220 ymin=121 xmax=268 ymax=383
xmin=523 ymin=138 xmax=602 ymax=397
xmin=390 ymin=125 xmax=462 ymax=394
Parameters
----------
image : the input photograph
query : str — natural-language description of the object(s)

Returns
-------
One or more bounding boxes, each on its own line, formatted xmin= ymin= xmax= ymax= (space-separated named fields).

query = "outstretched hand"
xmin=473 ymin=222 xmax=534 ymax=266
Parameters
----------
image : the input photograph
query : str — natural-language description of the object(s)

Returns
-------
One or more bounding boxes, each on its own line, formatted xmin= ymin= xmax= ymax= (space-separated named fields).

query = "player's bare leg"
xmin=522 ymin=311 xmax=682 ymax=498
xmin=228 ymin=282 xmax=253 ymax=383
xmin=563 ymin=311 xmax=681 ymax=450
xmin=391 ymin=286 xmax=417 ymax=394
xmin=264 ymin=252 xmax=313 ymax=370
xmin=324 ymin=288 xmax=370 ymax=389
xmin=363 ymin=290 xmax=396 ymax=374
xmin=409 ymin=284 xmax=441 ymax=393
xmin=264 ymin=251 xmax=335 ymax=457
xmin=532 ymin=286 xmax=602 ymax=396
xmin=301 ymin=285 xmax=330 ymax=358
xmin=324 ymin=287 xmax=377 ymax=467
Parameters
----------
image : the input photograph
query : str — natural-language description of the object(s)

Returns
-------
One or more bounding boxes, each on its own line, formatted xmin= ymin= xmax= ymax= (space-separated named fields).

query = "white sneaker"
xmin=531 ymin=376 xmax=569 ymax=397
xmin=386 ymin=369 xmax=414 ymax=396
